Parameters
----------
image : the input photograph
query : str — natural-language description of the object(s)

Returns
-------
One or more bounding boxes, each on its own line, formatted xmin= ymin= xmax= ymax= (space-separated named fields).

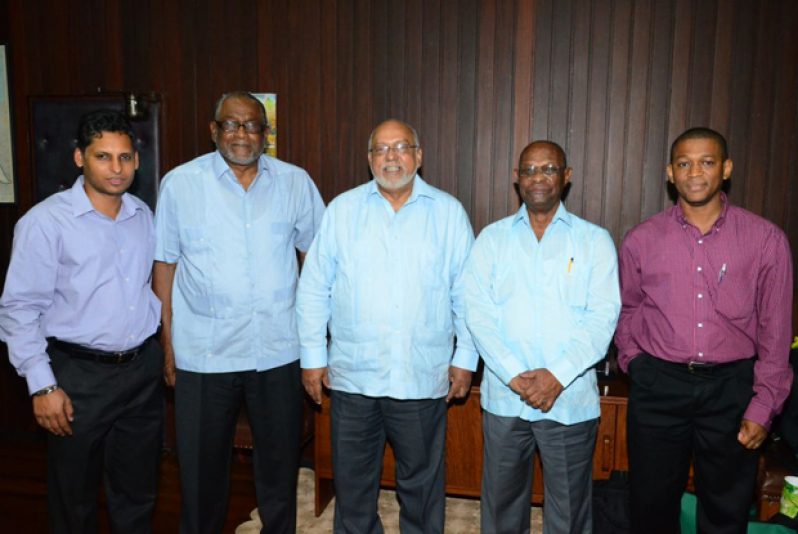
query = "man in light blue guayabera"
xmin=297 ymin=119 xmax=477 ymax=534
xmin=464 ymin=140 xmax=620 ymax=534
xmin=153 ymin=91 xmax=324 ymax=534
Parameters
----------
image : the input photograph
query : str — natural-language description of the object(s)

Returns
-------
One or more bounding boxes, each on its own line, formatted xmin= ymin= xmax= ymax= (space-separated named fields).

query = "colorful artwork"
xmin=251 ymin=93 xmax=277 ymax=158
xmin=0 ymin=45 xmax=14 ymax=203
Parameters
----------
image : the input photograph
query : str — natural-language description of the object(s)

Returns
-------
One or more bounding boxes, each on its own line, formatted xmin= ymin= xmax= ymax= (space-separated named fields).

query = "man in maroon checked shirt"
xmin=615 ymin=127 xmax=793 ymax=534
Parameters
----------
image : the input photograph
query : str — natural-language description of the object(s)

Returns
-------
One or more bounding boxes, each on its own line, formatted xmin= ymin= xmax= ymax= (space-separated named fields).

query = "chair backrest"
xmin=29 ymin=94 xmax=161 ymax=210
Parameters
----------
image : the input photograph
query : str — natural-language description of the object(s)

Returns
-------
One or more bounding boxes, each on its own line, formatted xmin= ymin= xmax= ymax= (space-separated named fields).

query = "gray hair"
xmin=213 ymin=91 xmax=268 ymax=124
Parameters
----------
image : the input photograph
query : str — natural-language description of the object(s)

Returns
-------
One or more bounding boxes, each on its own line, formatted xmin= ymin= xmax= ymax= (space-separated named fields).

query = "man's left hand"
xmin=519 ymin=369 xmax=563 ymax=413
xmin=446 ymin=366 xmax=472 ymax=402
xmin=738 ymin=419 xmax=768 ymax=449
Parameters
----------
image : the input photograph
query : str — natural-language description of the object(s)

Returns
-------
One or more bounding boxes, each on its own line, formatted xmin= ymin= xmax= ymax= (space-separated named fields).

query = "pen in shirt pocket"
xmin=718 ymin=263 xmax=727 ymax=284
xmin=567 ymin=257 xmax=574 ymax=274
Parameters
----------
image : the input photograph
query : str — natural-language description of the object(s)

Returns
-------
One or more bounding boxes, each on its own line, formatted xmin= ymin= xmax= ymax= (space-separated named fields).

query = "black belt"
xmin=647 ymin=353 xmax=754 ymax=376
xmin=48 ymin=336 xmax=153 ymax=364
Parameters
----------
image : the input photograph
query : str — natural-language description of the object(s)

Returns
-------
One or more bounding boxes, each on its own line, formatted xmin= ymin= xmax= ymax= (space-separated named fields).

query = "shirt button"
xmin=697 ymin=322 xmax=703 ymax=328
xmin=697 ymin=266 xmax=702 ymax=272
xmin=697 ymin=293 xmax=703 ymax=299
xmin=246 ymin=223 xmax=251 ymax=228
xmin=128 ymin=306 xmax=135 ymax=311
xmin=697 ymin=239 xmax=703 ymax=244
xmin=124 ymin=277 xmax=130 ymax=283
xmin=698 ymin=352 xmax=704 ymax=357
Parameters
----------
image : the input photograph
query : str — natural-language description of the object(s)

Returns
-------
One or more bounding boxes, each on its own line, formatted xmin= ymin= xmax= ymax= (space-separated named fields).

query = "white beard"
xmin=374 ymin=173 xmax=414 ymax=191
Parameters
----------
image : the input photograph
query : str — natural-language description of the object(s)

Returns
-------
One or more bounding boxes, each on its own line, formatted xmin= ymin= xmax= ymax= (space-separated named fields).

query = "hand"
xmin=518 ymin=369 xmax=563 ymax=413
xmin=33 ymin=389 xmax=74 ymax=436
xmin=509 ymin=374 xmax=534 ymax=396
xmin=738 ymin=419 xmax=768 ymax=449
xmin=302 ymin=367 xmax=330 ymax=405
xmin=161 ymin=335 xmax=176 ymax=387
xmin=446 ymin=366 xmax=472 ymax=402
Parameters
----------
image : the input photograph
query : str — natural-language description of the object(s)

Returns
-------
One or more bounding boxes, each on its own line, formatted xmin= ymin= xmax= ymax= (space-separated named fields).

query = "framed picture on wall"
xmin=0 ymin=45 xmax=15 ymax=203
xmin=251 ymin=93 xmax=277 ymax=158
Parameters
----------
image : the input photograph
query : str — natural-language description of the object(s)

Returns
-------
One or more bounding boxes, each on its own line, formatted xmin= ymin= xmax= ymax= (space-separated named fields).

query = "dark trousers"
xmin=46 ymin=337 xmax=164 ymax=534
xmin=627 ymin=353 xmax=759 ymax=534
xmin=174 ymin=361 xmax=303 ymax=534
xmin=330 ymin=391 xmax=447 ymax=534
xmin=480 ymin=413 xmax=597 ymax=534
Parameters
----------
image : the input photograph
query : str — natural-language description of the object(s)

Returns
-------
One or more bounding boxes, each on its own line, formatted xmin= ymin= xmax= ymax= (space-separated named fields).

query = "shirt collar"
xmin=365 ymin=174 xmax=434 ymax=204
xmin=70 ymin=176 xmax=140 ymax=220
xmin=673 ymin=191 xmax=729 ymax=230
xmin=212 ymin=151 xmax=269 ymax=183
xmin=512 ymin=201 xmax=572 ymax=228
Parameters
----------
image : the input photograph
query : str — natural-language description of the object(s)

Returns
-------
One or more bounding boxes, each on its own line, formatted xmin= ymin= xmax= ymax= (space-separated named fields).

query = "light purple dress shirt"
xmin=0 ymin=177 xmax=161 ymax=394
xmin=615 ymin=194 xmax=793 ymax=428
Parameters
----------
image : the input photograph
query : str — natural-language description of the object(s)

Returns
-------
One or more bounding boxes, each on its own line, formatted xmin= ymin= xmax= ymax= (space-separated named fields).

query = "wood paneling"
xmin=531 ymin=0 xmax=798 ymax=252
xmin=0 ymin=0 xmax=797 ymax=434
xmin=2 ymin=0 xmax=541 ymax=244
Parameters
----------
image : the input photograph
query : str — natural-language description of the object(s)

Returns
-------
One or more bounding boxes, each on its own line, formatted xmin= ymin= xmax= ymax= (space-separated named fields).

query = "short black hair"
xmin=670 ymin=127 xmax=728 ymax=162
xmin=520 ymin=140 xmax=568 ymax=169
xmin=76 ymin=110 xmax=136 ymax=152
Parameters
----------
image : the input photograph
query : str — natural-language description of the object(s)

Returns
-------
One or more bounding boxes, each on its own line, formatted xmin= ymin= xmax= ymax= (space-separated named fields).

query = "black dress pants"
xmin=627 ymin=353 xmax=759 ymax=534
xmin=329 ymin=391 xmax=447 ymax=534
xmin=174 ymin=361 xmax=303 ymax=534
xmin=46 ymin=337 xmax=164 ymax=534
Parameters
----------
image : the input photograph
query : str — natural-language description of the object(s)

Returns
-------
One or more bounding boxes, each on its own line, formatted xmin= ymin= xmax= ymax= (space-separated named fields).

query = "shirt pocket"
xmin=180 ymin=227 xmax=210 ymax=254
xmin=566 ymin=270 xmax=589 ymax=309
xmin=714 ymin=266 xmax=756 ymax=321
xmin=269 ymin=221 xmax=294 ymax=244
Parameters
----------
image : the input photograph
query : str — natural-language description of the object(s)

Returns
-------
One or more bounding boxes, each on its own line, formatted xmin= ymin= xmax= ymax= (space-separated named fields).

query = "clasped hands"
xmin=509 ymin=369 xmax=563 ymax=413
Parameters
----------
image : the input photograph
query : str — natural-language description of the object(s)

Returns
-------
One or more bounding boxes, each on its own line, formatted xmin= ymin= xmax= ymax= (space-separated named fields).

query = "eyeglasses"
xmin=369 ymin=143 xmax=418 ymax=156
xmin=518 ymin=164 xmax=561 ymax=178
xmin=215 ymin=120 xmax=268 ymax=134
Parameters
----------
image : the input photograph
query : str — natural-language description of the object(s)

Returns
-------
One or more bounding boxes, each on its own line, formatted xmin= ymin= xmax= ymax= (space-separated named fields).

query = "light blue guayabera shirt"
xmin=296 ymin=176 xmax=479 ymax=399
xmin=464 ymin=203 xmax=620 ymax=424
xmin=155 ymin=152 xmax=324 ymax=373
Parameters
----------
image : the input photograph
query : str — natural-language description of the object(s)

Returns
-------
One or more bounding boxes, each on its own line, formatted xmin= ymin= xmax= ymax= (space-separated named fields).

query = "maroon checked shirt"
xmin=615 ymin=193 xmax=793 ymax=428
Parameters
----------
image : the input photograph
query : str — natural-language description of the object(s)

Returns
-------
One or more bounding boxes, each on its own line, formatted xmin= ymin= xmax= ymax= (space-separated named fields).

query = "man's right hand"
xmin=33 ymin=389 xmax=74 ymax=436
xmin=162 ymin=338 xmax=177 ymax=387
xmin=302 ymin=367 xmax=330 ymax=405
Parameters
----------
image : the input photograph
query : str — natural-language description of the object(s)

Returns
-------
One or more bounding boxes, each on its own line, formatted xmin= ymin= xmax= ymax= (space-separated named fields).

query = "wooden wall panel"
xmin=1 ymin=0 xmax=798 ymax=434
xmin=531 ymin=0 xmax=798 ymax=257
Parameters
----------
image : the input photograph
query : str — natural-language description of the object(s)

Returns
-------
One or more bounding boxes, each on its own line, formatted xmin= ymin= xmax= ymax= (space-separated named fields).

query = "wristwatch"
xmin=32 ymin=385 xmax=59 ymax=397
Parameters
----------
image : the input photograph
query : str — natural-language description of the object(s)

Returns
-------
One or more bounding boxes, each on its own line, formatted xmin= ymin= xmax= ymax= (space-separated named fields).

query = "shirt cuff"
xmin=451 ymin=347 xmax=479 ymax=372
xmin=300 ymin=345 xmax=328 ymax=369
xmin=496 ymin=357 xmax=528 ymax=387
xmin=743 ymin=399 xmax=773 ymax=431
xmin=25 ymin=362 xmax=57 ymax=396
xmin=547 ymin=355 xmax=580 ymax=389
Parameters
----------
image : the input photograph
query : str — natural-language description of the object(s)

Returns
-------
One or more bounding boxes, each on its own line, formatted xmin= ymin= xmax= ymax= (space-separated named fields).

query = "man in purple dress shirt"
xmin=0 ymin=110 xmax=163 ymax=533
xmin=615 ymin=127 xmax=793 ymax=534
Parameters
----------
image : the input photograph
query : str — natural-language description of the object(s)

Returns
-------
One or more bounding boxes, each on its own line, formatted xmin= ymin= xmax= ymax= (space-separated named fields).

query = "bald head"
xmin=368 ymin=119 xmax=420 ymax=151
